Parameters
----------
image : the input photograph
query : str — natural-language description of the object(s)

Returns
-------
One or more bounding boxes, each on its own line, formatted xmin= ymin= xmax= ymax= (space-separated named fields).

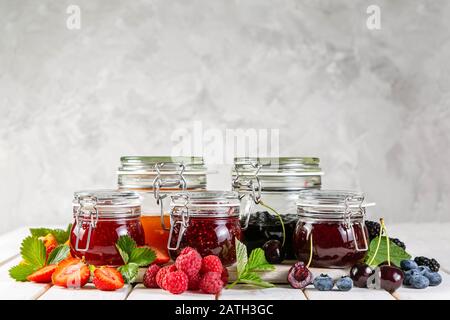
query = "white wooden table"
xmin=1 ymin=224 xmax=449 ymax=300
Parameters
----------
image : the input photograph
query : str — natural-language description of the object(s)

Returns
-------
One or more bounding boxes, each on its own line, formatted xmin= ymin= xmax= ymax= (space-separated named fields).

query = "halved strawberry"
xmin=92 ymin=267 xmax=124 ymax=291
xmin=39 ymin=234 xmax=58 ymax=257
xmin=151 ymin=247 xmax=170 ymax=265
xmin=27 ymin=265 xmax=57 ymax=283
xmin=52 ymin=258 xmax=90 ymax=288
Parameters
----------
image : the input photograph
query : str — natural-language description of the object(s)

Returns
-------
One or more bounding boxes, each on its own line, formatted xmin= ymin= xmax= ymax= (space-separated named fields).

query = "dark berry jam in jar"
xmin=293 ymin=190 xmax=371 ymax=268
xmin=70 ymin=190 xmax=145 ymax=266
xmin=168 ymin=191 xmax=242 ymax=266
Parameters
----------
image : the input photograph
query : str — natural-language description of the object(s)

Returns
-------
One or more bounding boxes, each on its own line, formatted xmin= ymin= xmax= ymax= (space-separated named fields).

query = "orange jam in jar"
xmin=117 ymin=156 xmax=207 ymax=257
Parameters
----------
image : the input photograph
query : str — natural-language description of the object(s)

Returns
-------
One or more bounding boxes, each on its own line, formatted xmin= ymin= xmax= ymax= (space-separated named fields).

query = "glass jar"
xmin=70 ymin=190 xmax=145 ymax=266
xmin=117 ymin=156 xmax=207 ymax=256
xmin=168 ymin=191 xmax=242 ymax=266
xmin=232 ymin=157 xmax=322 ymax=260
xmin=293 ymin=190 xmax=370 ymax=268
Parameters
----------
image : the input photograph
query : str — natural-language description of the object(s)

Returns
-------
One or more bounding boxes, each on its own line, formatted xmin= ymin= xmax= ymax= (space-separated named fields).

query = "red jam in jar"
xmin=293 ymin=190 xmax=370 ymax=268
xmin=70 ymin=190 xmax=145 ymax=266
xmin=168 ymin=191 xmax=242 ymax=266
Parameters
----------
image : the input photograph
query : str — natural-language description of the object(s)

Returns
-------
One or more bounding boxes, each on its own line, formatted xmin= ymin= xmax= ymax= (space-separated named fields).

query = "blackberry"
xmin=414 ymin=256 xmax=440 ymax=272
xmin=365 ymin=220 xmax=381 ymax=240
xmin=390 ymin=238 xmax=406 ymax=250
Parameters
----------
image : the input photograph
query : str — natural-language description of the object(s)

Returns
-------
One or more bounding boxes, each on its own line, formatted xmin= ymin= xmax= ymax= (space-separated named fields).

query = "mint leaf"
xmin=116 ymin=236 xmax=137 ymax=256
xmin=235 ymin=239 xmax=248 ymax=277
xmin=118 ymin=263 xmax=139 ymax=283
xmin=365 ymin=236 xmax=412 ymax=267
xmin=9 ymin=264 xmax=38 ymax=282
xmin=30 ymin=224 xmax=72 ymax=244
xmin=247 ymin=248 xmax=275 ymax=272
xmin=47 ymin=245 xmax=70 ymax=265
xmin=21 ymin=236 xmax=46 ymax=268
xmin=129 ymin=247 xmax=156 ymax=267
xmin=239 ymin=272 xmax=275 ymax=288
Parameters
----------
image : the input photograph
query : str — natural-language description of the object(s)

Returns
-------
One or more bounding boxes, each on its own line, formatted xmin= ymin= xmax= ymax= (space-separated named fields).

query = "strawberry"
xmin=93 ymin=266 xmax=124 ymax=291
xmin=152 ymin=247 xmax=170 ymax=265
xmin=27 ymin=265 xmax=57 ymax=283
xmin=39 ymin=234 xmax=58 ymax=257
xmin=52 ymin=258 xmax=90 ymax=288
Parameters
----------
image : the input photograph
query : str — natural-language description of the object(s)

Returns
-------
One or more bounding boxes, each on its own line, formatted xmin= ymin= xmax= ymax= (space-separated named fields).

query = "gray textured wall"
xmin=1 ymin=0 xmax=449 ymax=234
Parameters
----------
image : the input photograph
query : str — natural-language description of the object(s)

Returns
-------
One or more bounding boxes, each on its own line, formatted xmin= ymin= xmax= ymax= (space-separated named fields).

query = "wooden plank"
xmin=0 ymin=257 xmax=51 ymax=300
xmin=392 ymin=271 xmax=450 ymax=300
xmin=219 ymin=285 xmax=306 ymax=300
xmin=127 ymin=284 xmax=215 ymax=300
xmin=39 ymin=284 xmax=132 ymax=300
xmin=0 ymin=227 xmax=29 ymax=265
xmin=304 ymin=286 xmax=395 ymax=300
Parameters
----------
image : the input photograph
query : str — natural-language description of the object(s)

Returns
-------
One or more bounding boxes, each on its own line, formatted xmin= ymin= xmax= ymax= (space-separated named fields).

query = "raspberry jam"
xmin=168 ymin=191 xmax=242 ymax=266
xmin=70 ymin=190 xmax=145 ymax=266
xmin=293 ymin=190 xmax=370 ymax=268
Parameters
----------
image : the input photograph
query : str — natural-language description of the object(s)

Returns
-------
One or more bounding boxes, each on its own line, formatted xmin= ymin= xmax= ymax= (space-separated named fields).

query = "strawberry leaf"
xmin=129 ymin=247 xmax=156 ymax=267
xmin=118 ymin=263 xmax=139 ymax=284
xmin=30 ymin=224 xmax=72 ymax=244
xmin=9 ymin=264 xmax=38 ymax=282
xmin=21 ymin=236 xmax=46 ymax=268
xmin=47 ymin=245 xmax=70 ymax=265
xmin=116 ymin=235 xmax=137 ymax=257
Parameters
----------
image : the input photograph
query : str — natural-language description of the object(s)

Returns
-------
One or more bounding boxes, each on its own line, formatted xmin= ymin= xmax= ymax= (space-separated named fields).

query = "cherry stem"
xmin=367 ymin=218 xmax=384 ymax=266
xmin=306 ymin=233 xmax=313 ymax=268
xmin=259 ymin=201 xmax=286 ymax=247
xmin=380 ymin=218 xmax=391 ymax=266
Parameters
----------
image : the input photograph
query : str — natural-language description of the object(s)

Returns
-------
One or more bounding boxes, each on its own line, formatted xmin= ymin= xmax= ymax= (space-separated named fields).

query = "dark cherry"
xmin=262 ymin=240 xmax=285 ymax=264
xmin=287 ymin=261 xmax=313 ymax=289
xmin=379 ymin=265 xmax=404 ymax=292
xmin=350 ymin=263 xmax=374 ymax=288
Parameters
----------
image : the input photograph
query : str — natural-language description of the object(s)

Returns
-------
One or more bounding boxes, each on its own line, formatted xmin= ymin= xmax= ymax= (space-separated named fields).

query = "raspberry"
xmin=143 ymin=264 xmax=160 ymax=288
xmin=221 ymin=267 xmax=229 ymax=286
xmin=199 ymin=272 xmax=223 ymax=294
xmin=156 ymin=264 xmax=177 ymax=289
xmin=180 ymin=247 xmax=198 ymax=256
xmin=201 ymin=255 xmax=223 ymax=274
xmin=175 ymin=249 xmax=202 ymax=278
xmin=164 ymin=271 xmax=188 ymax=294
xmin=188 ymin=273 xmax=201 ymax=291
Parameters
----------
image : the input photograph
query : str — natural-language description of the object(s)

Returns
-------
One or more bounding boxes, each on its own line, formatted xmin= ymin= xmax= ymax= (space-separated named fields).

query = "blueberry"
xmin=410 ymin=274 xmax=430 ymax=289
xmin=426 ymin=272 xmax=442 ymax=286
xmin=418 ymin=266 xmax=432 ymax=277
xmin=313 ymin=274 xmax=334 ymax=291
xmin=403 ymin=269 xmax=420 ymax=286
xmin=400 ymin=260 xmax=418 ymax=271
xmin=336 ymin=276 xmax=353 ymax=291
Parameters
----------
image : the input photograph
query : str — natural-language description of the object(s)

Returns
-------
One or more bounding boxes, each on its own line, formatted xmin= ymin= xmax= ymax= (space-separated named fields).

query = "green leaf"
xmin=129 ymin=247 xmax=156 ymax=267
xmin=116 ymin=244 xmax=129 ymax=264
xmin=9 ymin=264 xmax=38 ymax=282
xmin=116 ymin=236 xmax=137 ymax=256
xmin=118 ymin=263 xmax=139 ymax=284
xmin=21 ymin=236 xmax=46 ymax=268
xmin=239 ymin=272 xmax=275 ymax=288
xmin=365 ymin=236 xmax=412 ymax=267
xmin=247 ymin=248 xmax=275 ymax=272
xmin=235 ymin=239 xmax=248 ymax=277
xmin=47 ymin=245 xmax=70 ymax=265
xmin=29 ymin=224 xmax=72 ymax=244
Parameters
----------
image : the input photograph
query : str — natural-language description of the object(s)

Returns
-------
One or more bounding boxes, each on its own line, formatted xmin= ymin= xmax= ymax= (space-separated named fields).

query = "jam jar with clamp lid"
xmin=232 ymin=157 xmax=323 ymax=260
xmin=168 ymin=191 xmax=243 ymax=266
xmin=293 ymin=190 xmax=371 ymax=268
xmin=70 ymin=190 xmax=145 ymax=266
xmin=117 ymin=156 xmax=207 ymax=256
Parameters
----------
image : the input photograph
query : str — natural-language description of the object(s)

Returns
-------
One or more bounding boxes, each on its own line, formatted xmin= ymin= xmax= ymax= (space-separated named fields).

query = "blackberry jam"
xmin=70 ymin=190 xmax=145 ymax=266
xmin=168 ymin=191 xmax=242 ymax=266
xmin=244 ymin=211 xmax=298 ymax=260
xmin=293 ymin=190 xmax=371 ymax=268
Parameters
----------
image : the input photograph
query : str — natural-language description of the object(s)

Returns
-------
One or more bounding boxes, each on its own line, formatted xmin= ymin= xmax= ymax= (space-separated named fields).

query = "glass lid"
xmin=73 ymin=190 xmax=141 ymax=207
xmin=233 ymin=157 xmax=322 ymax=176
xmin=171 ymin=191 xmax=240 ymax=207
xmin=118 ymin=156 xmax=207 ymax=174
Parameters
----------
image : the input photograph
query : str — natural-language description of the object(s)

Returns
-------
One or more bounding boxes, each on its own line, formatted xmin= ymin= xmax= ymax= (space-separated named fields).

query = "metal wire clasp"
xmin=344 ymin=196 xmax=368 ymax=252
xmin=167 ymin=194 xmax=190 ymax=251
xmin=153 ymin=162 xmax=187 ymax=231
xmin=233 ymin=162 xmax=262 ymax=204
xmin=74 ymin=196 xmax=99 ymax=252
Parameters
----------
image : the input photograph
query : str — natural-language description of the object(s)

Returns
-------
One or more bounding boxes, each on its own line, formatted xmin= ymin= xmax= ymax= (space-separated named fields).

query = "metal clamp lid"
xmin=74 ymin=195 xmax=99 ymax=252
xmin=167 ymin=194 xmax=190 ymax=251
